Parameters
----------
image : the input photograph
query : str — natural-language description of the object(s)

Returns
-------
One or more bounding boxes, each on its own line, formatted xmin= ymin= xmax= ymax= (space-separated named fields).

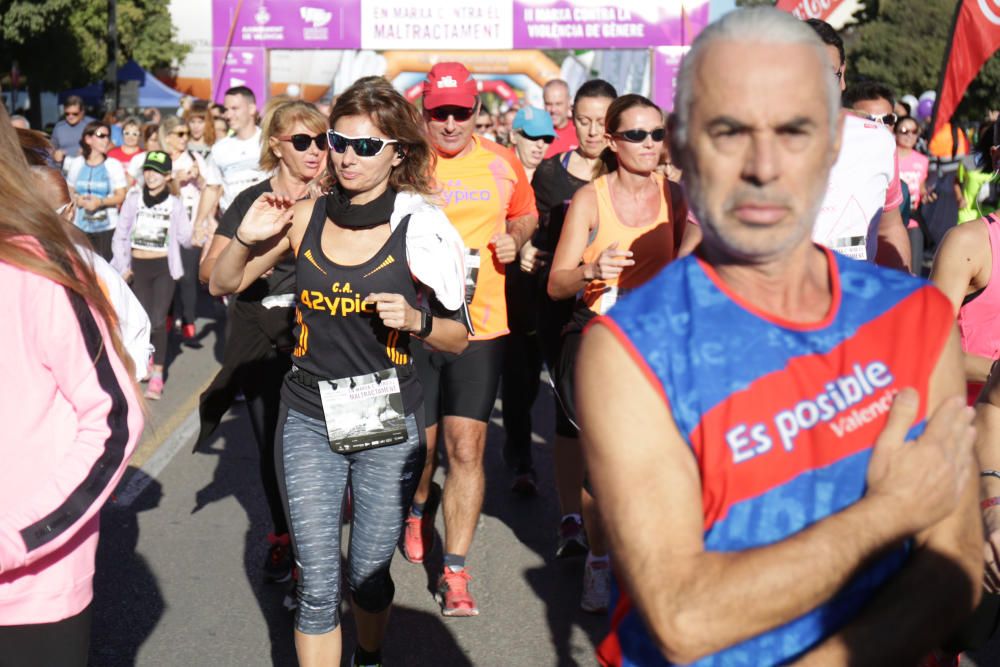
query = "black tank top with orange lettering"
xmin=281 ymin=197 xmax=421 ymax=420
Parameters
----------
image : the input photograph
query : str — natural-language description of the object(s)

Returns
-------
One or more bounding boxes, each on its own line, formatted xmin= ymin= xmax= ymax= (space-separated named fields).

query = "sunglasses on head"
xmin=278 ymin=133 xmax=328 ymax=152
xmin=519 ymin=130 xmax=555 ymax=144
xmin=327 ymin=131 xmax=399 ymax=157
xmin=613 ymin=128 xmax=666 ymax=143
xmin=427 ymin=106 xmax=476 ymax=123
xmin=858 ymin=111 xmax=897 ymax=127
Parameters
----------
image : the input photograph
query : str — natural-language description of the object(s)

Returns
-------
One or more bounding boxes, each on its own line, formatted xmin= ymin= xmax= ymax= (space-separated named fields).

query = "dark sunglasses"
xmin=427 ymin=106 xmax=476 ymax=122
xmin=278 ymin=133 xmax=328 ymax=152
xmin=327 ymin=131 xmax=398 ymax=157
xmin=90 ymin=131 xmax=110 ymax=139
xmin=519 ymin=130 xmax=555 ymax=145
xmin=614 ymin=128 xmax=666 ymax=143
xmin=896 ymin=126 xmax=918 ymax=136
xmin=172 ymin=130 xmax=189 ymax=138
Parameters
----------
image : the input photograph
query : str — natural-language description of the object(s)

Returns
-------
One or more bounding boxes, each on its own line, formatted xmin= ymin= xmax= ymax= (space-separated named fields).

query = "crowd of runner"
xmin=6 ymin=7 xmax=1000 ymax=667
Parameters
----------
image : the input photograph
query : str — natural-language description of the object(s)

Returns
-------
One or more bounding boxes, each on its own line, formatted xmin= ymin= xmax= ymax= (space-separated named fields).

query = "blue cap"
xmin=512 ymin=106 xmax=556 ymax=139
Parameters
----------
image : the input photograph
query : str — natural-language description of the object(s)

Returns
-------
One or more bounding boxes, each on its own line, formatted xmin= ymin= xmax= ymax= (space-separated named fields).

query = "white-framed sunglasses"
xmin=326 ymin=130 xmax=399 ymax=157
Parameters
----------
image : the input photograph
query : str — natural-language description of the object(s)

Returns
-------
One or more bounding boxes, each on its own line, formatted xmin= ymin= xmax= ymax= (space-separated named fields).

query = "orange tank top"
xmin=580 ymin=172 xmax=675 ymax=314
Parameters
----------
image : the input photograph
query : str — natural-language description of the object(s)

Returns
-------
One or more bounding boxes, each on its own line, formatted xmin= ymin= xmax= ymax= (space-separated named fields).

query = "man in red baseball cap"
xmin=403 ymin=62 xmax=539 ymax=618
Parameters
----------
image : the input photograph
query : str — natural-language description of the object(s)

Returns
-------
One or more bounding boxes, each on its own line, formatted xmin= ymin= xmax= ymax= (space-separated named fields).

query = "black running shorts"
xmin=412 ymin=337 xmax=505 ymax=426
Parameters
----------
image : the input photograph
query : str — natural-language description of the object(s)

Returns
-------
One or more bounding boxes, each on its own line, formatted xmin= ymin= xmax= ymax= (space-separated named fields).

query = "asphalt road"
xmin=83 ymin=292 xmax=1000 ymax=666
xmin=87 ymin=293 xmax=605 ymax=666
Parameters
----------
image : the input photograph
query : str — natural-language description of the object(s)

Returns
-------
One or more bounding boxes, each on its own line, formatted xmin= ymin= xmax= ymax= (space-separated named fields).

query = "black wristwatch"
xmin=416 ymin=309 xmax=433 ymax=338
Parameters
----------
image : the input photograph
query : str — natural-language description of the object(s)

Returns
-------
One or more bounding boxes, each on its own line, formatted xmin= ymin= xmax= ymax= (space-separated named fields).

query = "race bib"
xmin=318 ymin=367 xmax=408 ymax=454
xmin=829 ymin=235 xmax=867 ymax=261
xmin=131 ymin=207 xmax=171 ymax=252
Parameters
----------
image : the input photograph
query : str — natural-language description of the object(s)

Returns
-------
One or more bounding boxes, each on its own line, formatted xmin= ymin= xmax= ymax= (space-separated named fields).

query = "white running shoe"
xmin=580 ymin=559 xmax=611 ymax=614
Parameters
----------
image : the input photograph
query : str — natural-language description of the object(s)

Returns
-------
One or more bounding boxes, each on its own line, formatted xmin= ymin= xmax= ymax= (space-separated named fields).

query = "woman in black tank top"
xmin=209 ymin=77 xmax=467 ymax=666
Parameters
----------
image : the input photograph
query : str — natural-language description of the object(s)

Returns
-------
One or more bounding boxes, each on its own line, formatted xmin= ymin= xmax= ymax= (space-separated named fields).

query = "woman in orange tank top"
xmin=546 ymin=94 xmax=690 ymax=615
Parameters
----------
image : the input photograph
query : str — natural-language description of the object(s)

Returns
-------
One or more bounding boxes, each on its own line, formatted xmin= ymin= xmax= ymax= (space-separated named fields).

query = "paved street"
xmin=88 ymin=295 xmax=605 ymax=666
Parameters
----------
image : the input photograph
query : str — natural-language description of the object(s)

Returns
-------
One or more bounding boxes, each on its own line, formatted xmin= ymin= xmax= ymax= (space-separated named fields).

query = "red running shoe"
xmin=181 ymin=323 xmax=196 ymax=340
xmin=437 ymin=568 xmax=479 ymax=617
xmin=400 ymin=482 xmax=440 ymax=563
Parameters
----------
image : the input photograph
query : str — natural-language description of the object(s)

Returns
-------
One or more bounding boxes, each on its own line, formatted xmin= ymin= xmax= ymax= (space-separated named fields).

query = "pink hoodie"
xmin=0 ymin=259 xmax=144 ymax=625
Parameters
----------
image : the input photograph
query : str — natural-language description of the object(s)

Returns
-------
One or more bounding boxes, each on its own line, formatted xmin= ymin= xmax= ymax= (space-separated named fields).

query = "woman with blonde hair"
xmin=210 ymin=76 xmax=468 ymax=667
xmin=198 ymin=100 xmax=330 ymax=585
xmin=0 ymin=107 xmax=144 ymax=666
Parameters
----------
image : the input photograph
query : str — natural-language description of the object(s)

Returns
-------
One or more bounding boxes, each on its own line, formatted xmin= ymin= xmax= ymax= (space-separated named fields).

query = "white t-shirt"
xmin=812 ymin=114 xmax=903 ymax=261
xmin=64 ymin=156 xmax=128 ymax=233
xmin=204 ymin=128 xmax=268 ymax=213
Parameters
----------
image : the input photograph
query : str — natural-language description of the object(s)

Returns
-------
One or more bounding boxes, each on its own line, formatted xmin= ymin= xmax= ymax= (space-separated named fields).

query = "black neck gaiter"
xmin=324 ymin=185 xmax=396 ymax=229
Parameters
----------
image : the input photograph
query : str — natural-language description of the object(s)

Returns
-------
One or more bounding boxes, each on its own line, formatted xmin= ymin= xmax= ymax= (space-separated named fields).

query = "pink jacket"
xmin=0 ymin=260 xmax=144 ymax=625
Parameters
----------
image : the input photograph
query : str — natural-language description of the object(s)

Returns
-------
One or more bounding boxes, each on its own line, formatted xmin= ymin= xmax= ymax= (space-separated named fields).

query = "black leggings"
xmin=172 ymin=244 xmax=201 ymax=325
xmin=0 ymin=604 xmax=91 ymax=667
xmin=131 ymin=256 xmax=174 ymax=366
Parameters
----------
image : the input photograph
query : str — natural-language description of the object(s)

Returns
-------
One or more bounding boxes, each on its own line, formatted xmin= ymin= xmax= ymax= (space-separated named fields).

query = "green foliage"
xmin=0 ymin=0 xmax=190 ymax=92
xmin=847 ymin=0 xmax=1000 ymax=122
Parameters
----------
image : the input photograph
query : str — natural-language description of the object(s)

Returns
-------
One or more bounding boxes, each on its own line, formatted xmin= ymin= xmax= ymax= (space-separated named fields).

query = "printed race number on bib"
xmin=318 ymin=367 xmax=408 ymax=454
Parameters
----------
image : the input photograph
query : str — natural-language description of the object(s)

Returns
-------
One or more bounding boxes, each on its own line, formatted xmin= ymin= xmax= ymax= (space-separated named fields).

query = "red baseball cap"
xmin=422 ymin=62 xmax=479 ymax=110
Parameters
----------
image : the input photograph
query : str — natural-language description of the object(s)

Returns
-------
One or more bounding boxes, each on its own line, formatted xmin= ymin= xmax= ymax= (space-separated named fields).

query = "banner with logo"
xmin=213 ymin=0 xmax=707 ymax=50
xmin=212 ymin=47 xmax=268 ymax=103
xmin=932 ymin=0 xmax=1000 ymax=134
xmin=212 ymin=0 xmax=362 ymax=49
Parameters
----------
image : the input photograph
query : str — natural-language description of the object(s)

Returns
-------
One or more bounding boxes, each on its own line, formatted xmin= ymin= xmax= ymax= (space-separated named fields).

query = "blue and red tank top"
xmin=593 ymin=247 xmax=953 ymax=666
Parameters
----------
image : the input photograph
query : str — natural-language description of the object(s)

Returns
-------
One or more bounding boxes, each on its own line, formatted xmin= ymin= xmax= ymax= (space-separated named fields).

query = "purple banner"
xmin=212 ymin=47 xmax=268 ymax=104
xmin=652 ymin=46 xmax=688 ymax=113
xmin=213 ymin=0 xmax=362 ymax=49
xmin=512 ymin=0 xmax=709 ymax=49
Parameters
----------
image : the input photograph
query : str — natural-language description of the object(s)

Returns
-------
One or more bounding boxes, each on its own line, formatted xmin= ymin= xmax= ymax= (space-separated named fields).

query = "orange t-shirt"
xmin=434 ymin=136 xmax=537 ymax=339
xmin=580 ymin=172 xmax=675 ymax=315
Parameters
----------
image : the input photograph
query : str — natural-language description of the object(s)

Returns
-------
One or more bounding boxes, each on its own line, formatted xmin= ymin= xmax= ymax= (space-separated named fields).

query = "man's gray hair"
xmin=672 ymin=7 xmax=840 ymax=150
xmin=10 ymin=114 xmax=29 ymax=129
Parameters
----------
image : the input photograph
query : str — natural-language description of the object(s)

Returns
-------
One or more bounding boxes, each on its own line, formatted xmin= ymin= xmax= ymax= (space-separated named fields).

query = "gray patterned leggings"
xmin=277 ymin=406 xmax=425 ymax=634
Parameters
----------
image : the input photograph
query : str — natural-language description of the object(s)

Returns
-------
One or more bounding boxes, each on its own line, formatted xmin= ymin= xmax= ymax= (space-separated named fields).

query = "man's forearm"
xmin=641 ymin=495 xmax=917 ymax=663
xmin=507 ymin=214 xmax=537 ymax=249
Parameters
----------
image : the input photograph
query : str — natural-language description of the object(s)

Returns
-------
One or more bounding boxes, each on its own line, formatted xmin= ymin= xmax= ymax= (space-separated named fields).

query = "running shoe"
xmin=580 ymin=559 xmax=611 ymax=614
xmin=555 ymin=516 xmax=588 ymax=559
xmin=181 ymin=323 xmax=196 ymax=340
xmin=144 ymin=375 xmax=163 ymax=400
xmin=401 ymin=481 xmax=441 ymax=563
xmin=510 ymin=468 xmax=538 ymax=497
xmin=437 ymin=568 xmax=479 ymax=617
xmin=263 ymin=532 xmax=292 ymax=583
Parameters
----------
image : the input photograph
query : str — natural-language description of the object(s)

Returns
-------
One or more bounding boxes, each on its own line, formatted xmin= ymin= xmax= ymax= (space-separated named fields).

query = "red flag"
xmin=775 ymin=0 xmax=848 ymax=22
xmin=933 ymin=0 xmax=1000 ymax=134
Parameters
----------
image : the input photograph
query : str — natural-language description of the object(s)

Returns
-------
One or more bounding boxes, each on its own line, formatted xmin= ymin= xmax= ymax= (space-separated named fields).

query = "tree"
xmin=0 ymin=0 xmax=189 ymax=119
xmin=846 ymin=0 xmax=1000 ymax=123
